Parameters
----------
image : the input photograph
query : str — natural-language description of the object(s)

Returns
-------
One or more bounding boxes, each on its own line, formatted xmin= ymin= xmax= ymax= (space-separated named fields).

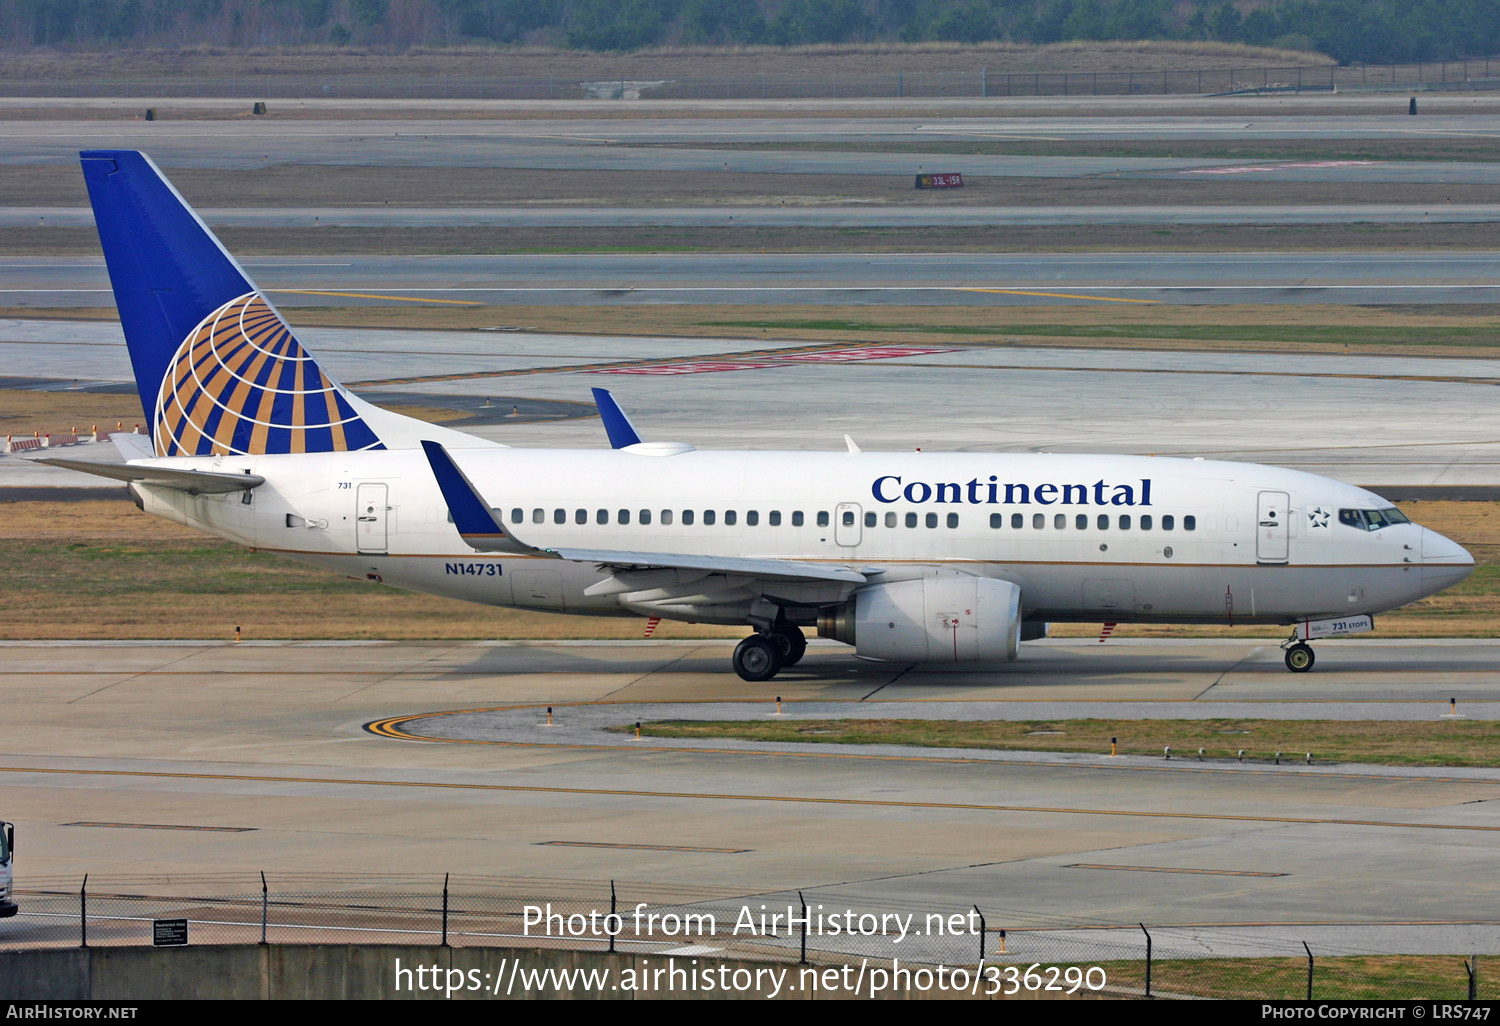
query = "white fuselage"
xmin=129 ymin=446 xmax=1473 ymax=631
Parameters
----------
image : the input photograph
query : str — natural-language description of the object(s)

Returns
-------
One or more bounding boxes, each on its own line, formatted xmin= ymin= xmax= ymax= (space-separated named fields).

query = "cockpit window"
xmin=1340 ymin=507 xmax=1409 ymax=531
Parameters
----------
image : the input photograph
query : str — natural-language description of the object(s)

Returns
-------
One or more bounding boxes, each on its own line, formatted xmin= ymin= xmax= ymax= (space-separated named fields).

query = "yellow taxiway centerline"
xmin=958 ymin=287 xmax=1160 ymax=304
xmin=269 ymin=289 xmax=482 ymax=305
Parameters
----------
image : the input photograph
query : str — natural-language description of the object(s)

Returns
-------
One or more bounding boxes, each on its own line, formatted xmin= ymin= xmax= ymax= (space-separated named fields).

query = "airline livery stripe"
xmin=249 ymin=547 xmax=1418 ymax=570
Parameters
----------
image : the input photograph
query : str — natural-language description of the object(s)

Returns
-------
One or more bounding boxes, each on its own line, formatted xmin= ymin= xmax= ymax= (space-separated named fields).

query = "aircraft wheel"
xmin=733 ymin=635 xmax=783 ymax=682
xmin=1284 ymin=643 xmax=1315 ymax=673
xmin=770 ymin=626 xmax=807 ymax=667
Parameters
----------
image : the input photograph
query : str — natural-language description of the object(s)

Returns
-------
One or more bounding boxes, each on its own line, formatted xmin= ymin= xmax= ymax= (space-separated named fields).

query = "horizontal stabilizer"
xmin=555 ymin=548 xmax=867 ymax=585
xmin=110 ymin=432 xmax=155 ymax=460
xmin=591 ymin=388 xmax=643 ymax=449
xmin=35 ymin=458 xmax=263 ymax=494
xmin=420 ymin=440 xmax=536 ymax=554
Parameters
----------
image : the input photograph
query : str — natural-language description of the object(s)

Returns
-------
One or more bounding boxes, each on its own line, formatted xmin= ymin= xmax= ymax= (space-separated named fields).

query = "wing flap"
xmin=556 ymin=548 xmax=866 ymax=584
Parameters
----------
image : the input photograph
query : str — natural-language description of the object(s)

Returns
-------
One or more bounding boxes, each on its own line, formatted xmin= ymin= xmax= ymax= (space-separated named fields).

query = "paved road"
xmin=19 ymin=203 xmax=1500 ymax=228
xmin=7 ymin=251 xmax=1500 ymax=308
xmin=7 ymin=115 xmax=1500 ymax=173
xmin=2 ymin=639 xmax=1497 ymax=959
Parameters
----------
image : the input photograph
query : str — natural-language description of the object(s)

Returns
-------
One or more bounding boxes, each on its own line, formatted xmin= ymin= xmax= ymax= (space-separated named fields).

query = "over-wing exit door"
xmin=835 ymin=503 xmax=862 ymax=546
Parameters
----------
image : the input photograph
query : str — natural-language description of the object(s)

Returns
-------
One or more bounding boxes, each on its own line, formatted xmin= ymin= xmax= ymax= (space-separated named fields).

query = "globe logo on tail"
xmin=153 ymin=293 xmax=382 ymax=457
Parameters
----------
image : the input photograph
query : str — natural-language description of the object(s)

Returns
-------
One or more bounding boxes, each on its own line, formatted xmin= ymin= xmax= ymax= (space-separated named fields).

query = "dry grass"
xmin=0 ymin=389 xmax=147 ymax=440
xmin=377 ymin=403 xmax=470 ymax=424
xmin=10 ymin=302 xmax=1500 ymax=360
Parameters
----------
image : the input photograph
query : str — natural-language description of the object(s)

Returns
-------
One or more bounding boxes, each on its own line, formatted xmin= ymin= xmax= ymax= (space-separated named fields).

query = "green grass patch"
xmin=617 ymin=718 xmax=1500 ymax=767
xmin=1084 ymin=954 xmax=1483 ymax=1000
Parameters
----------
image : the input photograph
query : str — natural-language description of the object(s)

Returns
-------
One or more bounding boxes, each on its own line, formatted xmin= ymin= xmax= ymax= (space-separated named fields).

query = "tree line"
xmin=1 ymin=0 xmax=1495 ymax=65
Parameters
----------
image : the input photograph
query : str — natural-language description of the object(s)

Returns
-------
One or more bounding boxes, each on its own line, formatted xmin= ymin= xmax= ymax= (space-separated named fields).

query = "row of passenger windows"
xmin=515 ymin=507 xmax=827 ymax=527
xmin=989 ymin=512 xmax=1195 ymax=532
xmin=505 ymin=507 xmax=1195 ymax=532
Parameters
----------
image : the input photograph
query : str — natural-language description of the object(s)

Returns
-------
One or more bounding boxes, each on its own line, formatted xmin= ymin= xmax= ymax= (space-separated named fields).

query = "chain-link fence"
xmin=0 ymin=873 xmax=1488 ymax=1000
xmin=0 ymin=57 xmax=1495 ymax=100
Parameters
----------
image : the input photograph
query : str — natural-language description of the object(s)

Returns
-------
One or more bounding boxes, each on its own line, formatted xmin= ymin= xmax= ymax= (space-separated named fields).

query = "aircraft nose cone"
xmin=1420 ymin=527 xmax=1475 ymax=595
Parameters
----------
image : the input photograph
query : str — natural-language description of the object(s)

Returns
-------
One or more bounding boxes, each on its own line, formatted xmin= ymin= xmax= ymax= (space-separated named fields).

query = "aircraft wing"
xmin=421 ymin=440 xmax=868 ymax=585
xmin=553 ymin=548 xmax=865 ymax=584
xmin=33 ymin=458 xmax=264 ymax=494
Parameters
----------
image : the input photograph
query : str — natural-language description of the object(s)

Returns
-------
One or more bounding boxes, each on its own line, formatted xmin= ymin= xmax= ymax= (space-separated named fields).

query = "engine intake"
xmin=818 ymin=577 xmax=1022 ymax=663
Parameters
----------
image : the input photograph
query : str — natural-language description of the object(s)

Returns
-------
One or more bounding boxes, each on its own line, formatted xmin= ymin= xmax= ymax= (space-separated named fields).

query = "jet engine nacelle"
xmin=818 ymin=576 xmax=1022 ymax=663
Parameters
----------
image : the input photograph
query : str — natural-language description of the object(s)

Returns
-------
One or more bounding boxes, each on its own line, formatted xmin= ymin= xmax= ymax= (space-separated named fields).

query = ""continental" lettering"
xmin=871 ymin=476 xmax=1153 ymax=507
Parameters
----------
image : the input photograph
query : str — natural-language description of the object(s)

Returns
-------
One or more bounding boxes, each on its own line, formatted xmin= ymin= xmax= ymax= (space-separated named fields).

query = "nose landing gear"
xmin=1282 ymin=639 xmax=1316 ymax=673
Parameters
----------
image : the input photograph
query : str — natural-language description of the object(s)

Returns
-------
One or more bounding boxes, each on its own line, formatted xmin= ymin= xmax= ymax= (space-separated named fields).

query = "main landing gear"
xmin=732 ymin=625 xmax=806 ymax=682
xmin=1282 ymin=639 xmax=1316 ymax=673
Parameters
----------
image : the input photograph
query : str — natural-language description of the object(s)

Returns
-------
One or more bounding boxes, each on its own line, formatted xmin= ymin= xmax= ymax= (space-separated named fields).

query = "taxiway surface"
xmin=3 ymin=639 xmax=1498 ymax=955
xmin=7 ymin=251 xmax=1500 ymax=307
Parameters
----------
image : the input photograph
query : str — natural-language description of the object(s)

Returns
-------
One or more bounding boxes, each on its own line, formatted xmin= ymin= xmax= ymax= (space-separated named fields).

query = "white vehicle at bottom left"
xmin=0 ymin=821 xmax=15 ymax=918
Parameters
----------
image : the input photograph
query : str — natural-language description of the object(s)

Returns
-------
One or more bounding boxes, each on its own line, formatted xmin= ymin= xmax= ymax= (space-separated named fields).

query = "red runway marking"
xmin=1181 ymin=161 xmax=1383 ymax=175
xmin=601 ymin=346 xmax=954 ymax=376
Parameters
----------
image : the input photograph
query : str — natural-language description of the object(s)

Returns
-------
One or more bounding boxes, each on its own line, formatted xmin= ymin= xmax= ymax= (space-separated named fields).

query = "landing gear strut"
xmin=1282 ymin=640 xmax=1315 ymax=673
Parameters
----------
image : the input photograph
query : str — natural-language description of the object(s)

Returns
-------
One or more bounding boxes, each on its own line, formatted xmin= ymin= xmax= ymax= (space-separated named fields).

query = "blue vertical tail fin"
xmin=80 ymin=150 xmax=384 ymax=457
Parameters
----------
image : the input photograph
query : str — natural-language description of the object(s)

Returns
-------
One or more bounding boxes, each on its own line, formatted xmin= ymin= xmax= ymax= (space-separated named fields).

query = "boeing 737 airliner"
xmin=40 ymin=150 xmax=1475 ymax=681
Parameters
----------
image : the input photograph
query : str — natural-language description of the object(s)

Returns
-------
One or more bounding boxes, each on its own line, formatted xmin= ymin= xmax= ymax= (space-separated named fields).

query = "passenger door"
xmin=1256 ymin=490 xmax=1290 ymax=564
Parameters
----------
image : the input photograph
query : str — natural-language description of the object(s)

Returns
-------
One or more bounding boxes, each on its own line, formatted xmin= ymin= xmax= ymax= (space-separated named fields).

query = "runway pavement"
xmin=17 ymin=202 xmax=1500 ymax=228
xmin=7 ymin=251 xmax=1500 ymax=308
xmin=0 ymin=119 xmax=1231 ymax=173
xmin=6 ymin=113 xmax=1500 ymax=170
xmin=2 ymin=639 xmax=1498 ymax=953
